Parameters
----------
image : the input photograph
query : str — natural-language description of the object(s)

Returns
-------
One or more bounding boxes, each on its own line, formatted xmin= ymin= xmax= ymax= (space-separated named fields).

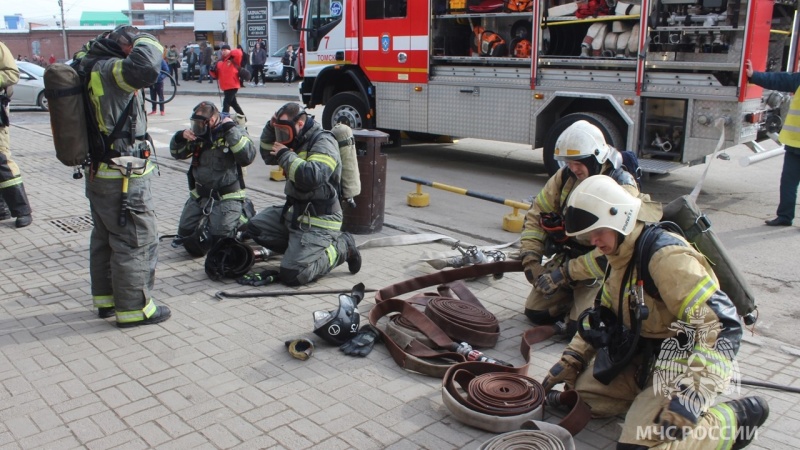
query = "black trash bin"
xmin=342 ymin=129 xmax=388 ymax=234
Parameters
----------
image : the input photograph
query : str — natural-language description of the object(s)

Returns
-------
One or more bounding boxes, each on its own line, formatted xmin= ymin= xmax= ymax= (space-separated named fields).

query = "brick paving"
xmin=0 ymin=123 xmax=796 ymax=449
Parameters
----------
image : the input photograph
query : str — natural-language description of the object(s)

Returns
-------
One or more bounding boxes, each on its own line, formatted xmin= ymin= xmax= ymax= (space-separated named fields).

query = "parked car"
xmin=180 ymin=44 xmax=201 ymax=80
xmin=11 ymin=61 xmax=48 ymax=111
xmin=264 ymin=43 xmax=300 ymax=81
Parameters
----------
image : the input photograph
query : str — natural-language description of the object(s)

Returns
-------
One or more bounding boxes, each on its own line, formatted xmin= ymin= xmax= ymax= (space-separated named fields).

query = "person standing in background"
xmin=148 ymin=59 xmax=169 ymax=115
xmin=198 ymin=41 xmax=213 ymax=83
xmin=166 ymin=44 xmax=180 ymax=86
xmin=250 ymin=41 xmax=267 ymax=86
xmin=0 ymin=40 xmax=33 ymax=228
xmin=746 ymin=59 xmax=800 ymax=227
xmin=282 ymin=45 xmax=296 ymax=85
xmin=210 ymin=44 xmax=246 ymax=118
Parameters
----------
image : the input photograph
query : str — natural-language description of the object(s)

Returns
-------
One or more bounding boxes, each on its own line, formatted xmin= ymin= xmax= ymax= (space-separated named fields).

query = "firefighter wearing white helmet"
xmin=519 ymin=120 xmax=643 ymax=336
xmin=544 ymin=175 xmax=767 ymax=449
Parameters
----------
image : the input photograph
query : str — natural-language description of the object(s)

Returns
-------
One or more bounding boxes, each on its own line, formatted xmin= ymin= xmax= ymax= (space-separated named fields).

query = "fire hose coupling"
xmin=453 ymin=342 xmax=514 ymax=367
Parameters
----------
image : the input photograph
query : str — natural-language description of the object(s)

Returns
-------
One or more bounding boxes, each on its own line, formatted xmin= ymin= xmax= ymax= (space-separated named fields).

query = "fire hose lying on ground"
xmin=370 ymin=260 xmax=592 ymax=445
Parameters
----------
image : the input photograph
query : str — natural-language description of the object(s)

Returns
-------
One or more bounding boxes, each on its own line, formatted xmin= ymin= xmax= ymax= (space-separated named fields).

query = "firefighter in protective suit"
xmin=520 ymin=120 xmax=643 ymax=336
xmin=169 ymin=101 xmax=256 ymax=256
xmin=0 ymin=41 xmax=33 ymax=228
xmin=75 ymin=26 xmax=171 ymax=327
xmin=238 ymin=102 xmax=361 ymax=286
xmin=543 ymin=175 xmax=768 ymax=449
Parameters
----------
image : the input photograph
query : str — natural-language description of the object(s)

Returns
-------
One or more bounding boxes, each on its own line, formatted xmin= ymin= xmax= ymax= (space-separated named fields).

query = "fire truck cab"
xmin=289 ymin=0 xmax=798 ymax=175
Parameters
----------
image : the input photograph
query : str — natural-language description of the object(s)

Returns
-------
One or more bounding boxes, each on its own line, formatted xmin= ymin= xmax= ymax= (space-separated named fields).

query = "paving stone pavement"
xmin=0 ymin=125 xmax=797 ymax=449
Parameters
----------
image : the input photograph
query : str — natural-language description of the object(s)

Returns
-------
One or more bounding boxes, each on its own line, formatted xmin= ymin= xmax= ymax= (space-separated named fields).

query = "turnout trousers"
xmin=576 ymin=358 xmax=738 ymax=449
xmin=246 ymin=205 xmax=347 ymax=286
xmin=86 ymin=163 xmax=161 ymax=324
xmin=0 ymin=125 xmax=32 ymax=217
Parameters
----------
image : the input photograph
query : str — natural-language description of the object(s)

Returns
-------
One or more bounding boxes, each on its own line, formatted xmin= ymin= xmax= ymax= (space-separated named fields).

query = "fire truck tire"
xmin=542 ymin=112 xmax=623 ymax=176
xmin=322 ymin=91 xmax=373 ymax=130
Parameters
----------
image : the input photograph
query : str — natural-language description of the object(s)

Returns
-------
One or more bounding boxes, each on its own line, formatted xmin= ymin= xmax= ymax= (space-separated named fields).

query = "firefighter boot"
xmin=341 ymin=232 xmax=362 ymax=274
xmin=0 ymin=198 xmax=10 ymax=221
xmin=725 ymin=396 xmax=769 ymax=450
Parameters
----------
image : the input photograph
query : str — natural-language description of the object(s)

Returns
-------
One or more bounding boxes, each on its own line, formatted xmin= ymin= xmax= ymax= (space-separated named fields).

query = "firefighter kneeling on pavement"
xmin=237 ymin=102 xmax=361 ymax=286
xmin=543 ymin=175 xmax=769 ymax=450
xmin=169 ymin=101 xmax=256 ymax=256
xmin=520 ymin=120 xmax=648 ymax=336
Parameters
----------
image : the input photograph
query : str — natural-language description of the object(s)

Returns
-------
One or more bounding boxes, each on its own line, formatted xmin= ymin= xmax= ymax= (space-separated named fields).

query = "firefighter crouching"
xmin=543 ymin=175 xmax=768 ymax=449
xmin=169 ymin=101 xmax=256 ymax=256
xmin=520 ymin=120 xmax=645 ymax=336
xmin=237 ymin=102 xmax=361 ymax=286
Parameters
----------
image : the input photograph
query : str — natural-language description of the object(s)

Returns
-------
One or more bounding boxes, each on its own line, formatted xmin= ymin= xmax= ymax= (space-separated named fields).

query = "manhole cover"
xmin=50 ymin=215 xmax=94 ymax=234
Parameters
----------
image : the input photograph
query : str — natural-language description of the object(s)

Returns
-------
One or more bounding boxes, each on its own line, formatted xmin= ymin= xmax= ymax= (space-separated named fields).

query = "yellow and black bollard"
xmin=400 ymin=176 xmax=530 ymax=233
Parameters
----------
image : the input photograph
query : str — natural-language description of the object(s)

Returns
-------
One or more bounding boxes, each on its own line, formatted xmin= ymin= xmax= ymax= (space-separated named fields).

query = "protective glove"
xmin=653 ymin=395 xmax=700 ymax=440
xmin=339 ymin=324 xmax=381 ymax=357
xmin=542 ymin=350 xmax=585 ymax=392
xmin=523 ymin=263 xmax=546 ymax=285
xmin=535 ymin=266 xmax=570 ymax=296
xmin=236 ymin=269 xmax=280 ymax=286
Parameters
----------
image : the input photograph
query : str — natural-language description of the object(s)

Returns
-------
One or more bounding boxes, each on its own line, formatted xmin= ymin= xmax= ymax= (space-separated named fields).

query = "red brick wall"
xmin=1 ymin=27 xmax=197 ymax=62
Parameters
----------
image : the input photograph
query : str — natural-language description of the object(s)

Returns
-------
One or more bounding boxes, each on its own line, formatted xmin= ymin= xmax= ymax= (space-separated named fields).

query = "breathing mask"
xmin=190 ymin=102 xmax=218 ymax=136
xmin=190 ymin=116 xmax=210 ymax=135
xmin=271 ymin=106 xmax=306 ymax=145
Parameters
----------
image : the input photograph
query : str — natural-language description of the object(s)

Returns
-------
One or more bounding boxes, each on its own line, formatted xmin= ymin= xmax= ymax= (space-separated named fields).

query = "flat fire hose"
xmin=413 ymin=281 xmax=501 ymax=348
xmin=370 ymin=261 xmax=591 ymax=434
xmin=370 ymin=260 xmax=523 ymax=377
xmin=478 ymin=419 xmax=577 ymax=450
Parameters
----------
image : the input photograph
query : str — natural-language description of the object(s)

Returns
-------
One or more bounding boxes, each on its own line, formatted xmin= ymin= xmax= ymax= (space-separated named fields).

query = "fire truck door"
xmin=360 ymin=0 xmax=429 ymax=83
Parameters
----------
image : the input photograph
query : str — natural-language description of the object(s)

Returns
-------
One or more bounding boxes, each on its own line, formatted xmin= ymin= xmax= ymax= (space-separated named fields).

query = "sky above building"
xmin=2 ymin=0 xmax=191 ymax=25
xmin=2 ymin=0 xmax=129 ymax=24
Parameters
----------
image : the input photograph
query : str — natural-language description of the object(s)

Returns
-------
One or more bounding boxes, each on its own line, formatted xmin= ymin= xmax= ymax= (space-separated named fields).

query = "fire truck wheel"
xmin=542 ymin=112 xmax=623 ymax=176
xmin=323 ymin=91 xmax=373 ymax=130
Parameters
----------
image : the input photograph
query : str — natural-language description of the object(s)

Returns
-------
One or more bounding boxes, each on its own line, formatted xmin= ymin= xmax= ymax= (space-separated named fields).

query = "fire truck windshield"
xmin=305 ymin=0 xmax=342 ymax=51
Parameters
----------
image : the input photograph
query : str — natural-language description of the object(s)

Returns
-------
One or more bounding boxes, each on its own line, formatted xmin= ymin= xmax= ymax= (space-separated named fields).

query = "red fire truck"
xmin=288 ymin=0 xmax=798 ymax=175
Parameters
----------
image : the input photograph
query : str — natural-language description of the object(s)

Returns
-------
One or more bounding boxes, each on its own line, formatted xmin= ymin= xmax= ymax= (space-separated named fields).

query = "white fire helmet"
xmin=554 ymin=120 xmax=611 ymax=165
xmin=564 ymin=175 xmax=641 ymax=236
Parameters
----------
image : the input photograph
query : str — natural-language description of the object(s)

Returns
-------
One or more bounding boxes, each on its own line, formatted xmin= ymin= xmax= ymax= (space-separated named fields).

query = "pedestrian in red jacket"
xmin=210 ymin=44 xmax=246 ymax=117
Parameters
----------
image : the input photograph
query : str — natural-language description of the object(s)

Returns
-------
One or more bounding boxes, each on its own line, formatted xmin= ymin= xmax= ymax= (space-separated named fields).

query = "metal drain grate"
xmin=50 ymin=215 xmax=94 ymax=234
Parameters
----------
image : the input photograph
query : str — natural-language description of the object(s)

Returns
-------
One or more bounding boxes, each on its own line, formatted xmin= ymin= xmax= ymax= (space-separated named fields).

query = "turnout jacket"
xmin=169 ymin=118 xmax=256 ymax=199
xmin=565 ymin=221 xmax=742 ymax=393
xmin=0 ymin=42 xmax=19 ymax=97
xmin=520 ymin=152 xmax=638 ymax=281
xmin=75 ymin=33 xmax=163 ymax=157
xmin=260 ymin=120 xmax=343 ymax=227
